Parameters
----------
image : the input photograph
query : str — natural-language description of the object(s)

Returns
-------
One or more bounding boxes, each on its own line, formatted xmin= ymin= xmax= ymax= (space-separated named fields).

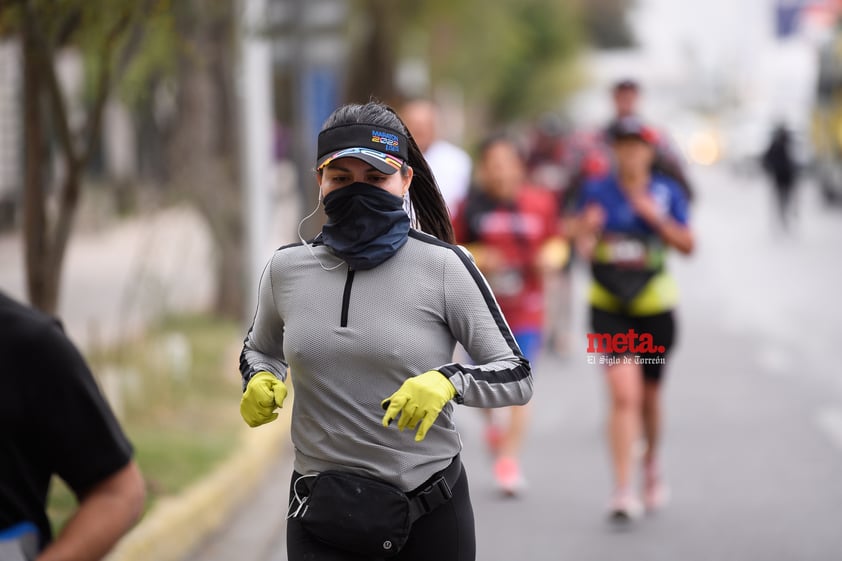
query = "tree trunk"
xmin=345 ymin=0 xmax=399 ymax=104
xmin=214 ymin=223 xmax=245 ymax=320
xmin=19 ymin=1 xmax=129 ymax=315
xmin=21 ymin=6 xmax=55 ymax=314
xmin=169 ymin=0 xmax=243 ymax=319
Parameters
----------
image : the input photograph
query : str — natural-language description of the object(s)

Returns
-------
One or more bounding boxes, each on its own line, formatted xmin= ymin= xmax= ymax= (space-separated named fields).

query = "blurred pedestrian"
xmin=525 ymin=114 xmax=576 ymax=356
xmin=0 ymin=291 xmax=146 ymax=561
xmin=525 ymin=113 xmax=569 ymax=193
xmin=400 ymin=98 xmax=473 ymax=216
xmin=567 ymin=79 xmax=694 ymax=208
xmin=452 ymin=133 xmax=567 ymax=496
xmin=761 ymin=123 xmax=799 ymax=232
xmin=607 ymin=79 xmax=694 ymax=201
xmin=569 ymin=117 xmax=694 ymax=521
xmin=239 ymin=101 xmax=532 ymax=561
xmin=611 ymin=78 xmax=639 ymax=120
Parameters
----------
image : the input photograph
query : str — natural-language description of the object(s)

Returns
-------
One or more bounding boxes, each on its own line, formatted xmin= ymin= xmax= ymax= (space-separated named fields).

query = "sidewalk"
xmin=0 ymin=171 xmax=301 ymax=352
xmin=105 ymin=417 xmax=292 ymax=561
xmin=0 ymin=205 xmax=215 ymax=350
xmin=181 ymin=438 xmax=294 ymax=561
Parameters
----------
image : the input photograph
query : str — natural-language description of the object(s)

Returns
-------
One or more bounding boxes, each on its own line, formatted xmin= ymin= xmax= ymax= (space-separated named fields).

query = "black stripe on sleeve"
xmin=407 ymin=230 xmax=530 ymax=387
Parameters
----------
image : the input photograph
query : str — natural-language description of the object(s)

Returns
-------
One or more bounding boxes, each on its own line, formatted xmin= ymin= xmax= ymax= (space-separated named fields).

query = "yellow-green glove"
xmin=240 ymin=371 xmax=287 ymax=427
xmin=381 ymin=370 xmax=457 ymax=442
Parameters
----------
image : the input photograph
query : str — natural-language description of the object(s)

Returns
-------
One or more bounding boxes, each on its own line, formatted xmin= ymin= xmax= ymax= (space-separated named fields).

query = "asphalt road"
xmin=184 ymin=164 xmax=842 ymax=561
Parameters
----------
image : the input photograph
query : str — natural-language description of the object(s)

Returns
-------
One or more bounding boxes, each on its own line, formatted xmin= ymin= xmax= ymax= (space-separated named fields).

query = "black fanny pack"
xmin=288 ymin=456 xmax=462 ymax=557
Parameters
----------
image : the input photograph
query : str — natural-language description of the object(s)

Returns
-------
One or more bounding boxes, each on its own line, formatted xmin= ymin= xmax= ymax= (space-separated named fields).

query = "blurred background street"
xmin=1 ymin=0 xmax=842 ymax=559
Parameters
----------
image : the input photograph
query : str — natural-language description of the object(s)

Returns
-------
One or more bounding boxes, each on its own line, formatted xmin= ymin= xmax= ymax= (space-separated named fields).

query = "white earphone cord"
xmin=287 ymin=473 xmax=317 ymax=519
xmin=298 ymin=191 xmax=344 ymax=271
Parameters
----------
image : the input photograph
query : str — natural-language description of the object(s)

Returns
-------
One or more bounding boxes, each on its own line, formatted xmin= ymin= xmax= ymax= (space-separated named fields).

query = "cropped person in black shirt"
xmin=0 ymin=291 xmax=145 ymax=561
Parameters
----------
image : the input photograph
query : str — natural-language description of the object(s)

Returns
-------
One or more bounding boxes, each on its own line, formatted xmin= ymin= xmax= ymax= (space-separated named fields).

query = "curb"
xmin=104 ymin=406 xmax=291 ymax=561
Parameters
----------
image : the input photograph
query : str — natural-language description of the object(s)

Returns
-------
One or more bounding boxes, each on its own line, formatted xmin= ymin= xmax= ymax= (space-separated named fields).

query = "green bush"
xmin=47 ymin=313 xmax=244 ymax=534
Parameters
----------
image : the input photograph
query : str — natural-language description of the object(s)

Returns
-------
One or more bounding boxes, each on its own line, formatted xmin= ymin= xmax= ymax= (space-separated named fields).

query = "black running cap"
xmin=317 ymin=124 xmax=408 ymax=175
xmin=607 ymin=116 xmax=658 ymax=144
xmin=613 ymin=78 xmax=640 ymax=91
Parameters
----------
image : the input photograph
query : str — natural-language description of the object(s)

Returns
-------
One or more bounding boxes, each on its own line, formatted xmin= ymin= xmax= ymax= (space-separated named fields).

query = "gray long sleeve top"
xmin=240 ymin=229 xmax=533 ymax=491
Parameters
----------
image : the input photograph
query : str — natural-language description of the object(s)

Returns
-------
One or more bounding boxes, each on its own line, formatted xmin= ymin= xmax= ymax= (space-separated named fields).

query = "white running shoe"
xmin=608 ymin=490 xmax=643 ymax=522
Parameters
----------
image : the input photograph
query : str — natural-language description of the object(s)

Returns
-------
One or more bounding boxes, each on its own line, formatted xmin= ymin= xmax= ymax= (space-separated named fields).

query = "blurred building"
xmin=267 ymin=0 xmax=346 ymax=182
xmin=566 ymin=0 xmax=841 ymax=170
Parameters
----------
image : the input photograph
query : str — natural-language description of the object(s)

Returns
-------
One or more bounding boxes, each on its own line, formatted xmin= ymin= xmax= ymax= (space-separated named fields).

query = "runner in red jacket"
xmin=453 ymin=133 xmax=567 ymax=496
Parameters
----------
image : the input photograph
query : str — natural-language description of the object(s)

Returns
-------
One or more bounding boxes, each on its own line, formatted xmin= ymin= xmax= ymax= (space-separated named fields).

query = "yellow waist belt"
xmin=589 ymin=272 xmax=678 ymax=316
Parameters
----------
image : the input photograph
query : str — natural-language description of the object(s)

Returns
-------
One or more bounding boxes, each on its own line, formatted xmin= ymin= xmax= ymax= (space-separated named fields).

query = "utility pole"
xmin=275 ymin=0 xmax=347 ymax=239
xmin=240 ymin=0 xmax=275 ymax=320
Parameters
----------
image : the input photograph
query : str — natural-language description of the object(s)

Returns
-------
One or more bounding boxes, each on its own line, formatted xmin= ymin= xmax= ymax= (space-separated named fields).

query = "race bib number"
xmin=602 ymin=236 xmax=647 ymax=267
xmin=488 ymin=269 xmax=524 ymax=297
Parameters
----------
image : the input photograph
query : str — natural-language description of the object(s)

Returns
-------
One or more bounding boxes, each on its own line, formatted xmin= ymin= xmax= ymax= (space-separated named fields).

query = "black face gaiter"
xmin=321 ymin=182 xmax=410 ymax=270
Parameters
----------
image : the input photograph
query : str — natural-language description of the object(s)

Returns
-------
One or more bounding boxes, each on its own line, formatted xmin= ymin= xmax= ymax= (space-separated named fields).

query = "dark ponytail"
xmin=320 ymin=102 xmax=455 ymax=244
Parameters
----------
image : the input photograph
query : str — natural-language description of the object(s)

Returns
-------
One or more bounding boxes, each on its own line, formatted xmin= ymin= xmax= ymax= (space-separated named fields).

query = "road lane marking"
xmin=756 ymin=345 xmax=795 ymax=376
xmin=814 ymin=408 xmax=842 ymax=451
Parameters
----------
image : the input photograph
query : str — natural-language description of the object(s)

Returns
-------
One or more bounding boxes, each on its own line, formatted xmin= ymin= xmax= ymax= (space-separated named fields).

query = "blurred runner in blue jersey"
xmin=571 ymin=116 xmax=694 ymax=522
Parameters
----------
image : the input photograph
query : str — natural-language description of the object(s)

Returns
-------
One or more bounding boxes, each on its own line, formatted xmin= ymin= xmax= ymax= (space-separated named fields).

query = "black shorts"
xmin=590 ymin=306 xmax=676 ymax=383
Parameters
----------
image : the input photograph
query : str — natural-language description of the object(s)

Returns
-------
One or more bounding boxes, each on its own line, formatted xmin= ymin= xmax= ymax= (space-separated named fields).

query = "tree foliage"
xmin=579 ymin=0 xmax=637 ymax=49
xmin=403 ymin=0 xmax=584 ymax=125
xmin=341 ymin=0 xmax=583 ymax=126
xmin=164 ymin=0 xmax=245 ymax=320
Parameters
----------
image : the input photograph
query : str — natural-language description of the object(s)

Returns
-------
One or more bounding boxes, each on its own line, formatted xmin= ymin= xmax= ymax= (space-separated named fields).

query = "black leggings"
xmin=286 ymin=466 xmax=476 ymax=561
xmin=590 ymin=307 xmax=677 ymax=383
